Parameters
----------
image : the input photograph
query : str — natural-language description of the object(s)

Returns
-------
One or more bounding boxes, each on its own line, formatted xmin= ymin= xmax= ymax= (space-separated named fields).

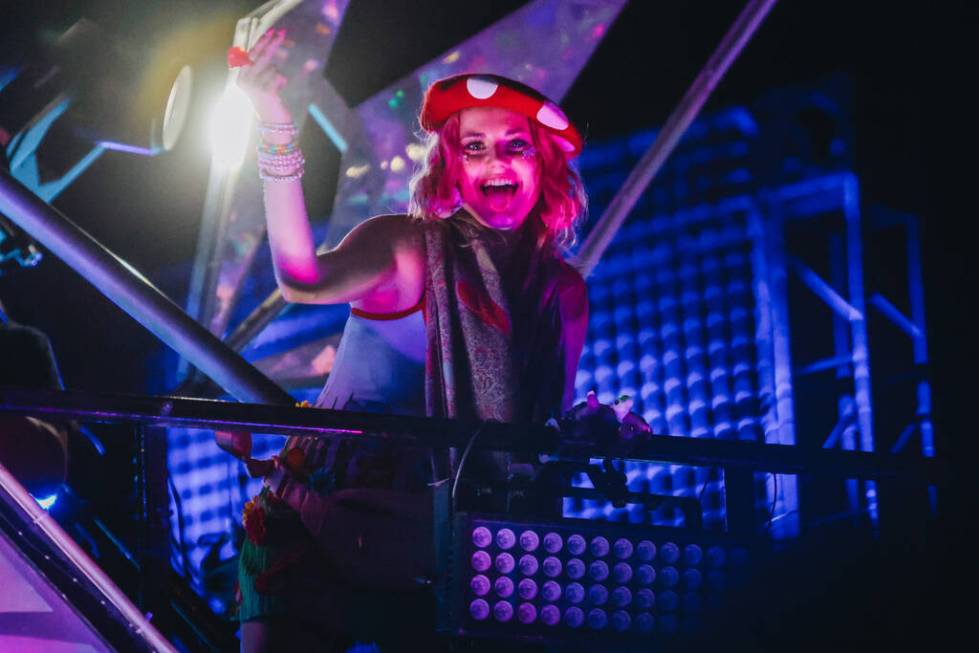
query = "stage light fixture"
xmin=208 ymin=82 xmax=253 ymax=170
xmin=0 ymin=20 xmax=192 ymax=201
xmin=450 ymin=516 xmax=751 ymax=641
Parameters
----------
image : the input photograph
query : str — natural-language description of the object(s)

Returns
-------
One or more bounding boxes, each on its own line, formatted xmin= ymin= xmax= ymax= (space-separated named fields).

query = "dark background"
xmin=0 ymin=0 xmax=973 ymax=501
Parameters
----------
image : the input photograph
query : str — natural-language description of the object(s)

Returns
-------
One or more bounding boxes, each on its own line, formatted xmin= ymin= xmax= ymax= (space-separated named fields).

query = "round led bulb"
xmin=659 ymin=566 xmax=679 ymax=589
xmin=683 ymin=544 xmax=703 ymax=566
xmin=565 ymin=582 xmax=585 ymax=604
xmin=543 ymin=532 xmax=563 ymax=554
xmin=637 ymin=564 xmax=656 ymax=585
xmin=636 ymin=612 xmax=655 ymax=633
xmin=587 ymin=608 xmax=608 ymax=630
xmin=590 ymin=536 xmax=610 ymax=558
xmin=519 ymin=554 xmax=539 ymax=576
xmin=567 ymin=534 xmax=586 ymax=556
xmin=611 ymin=610 xmax=631 ymax=632
xmin=637 ymin=540 xmax=656 ymax=562
xmin=566 ymin=558 xmax=585 ymax=580
xmin=706 ymin=545 xmax=726 ymax=568
xmin=611 ymin=586 xmax=632 ymax=608
xmin=519 ymin=530 xmax=540 ymax=552
xmin=540 ymin=604 xmax=560 ymax=626
xmin=470 ymin=599 xmax=490 ymax=621
xmin=658 ymin=590 xmax=679 ymax=613
xmin=564 ymin=606 xmax=584 ymax=629
xmin=683 ymin=569 xmax=703 ymax=591
xmin=542 ymin=556 xmax=562 ymax=578
xmin=494 ymin=576 xmax=514 ymax=598
xmin=495 ymin=553 xmax=515 ymax=574
xmin=614 ymin=538 xmax=634 ymax=560
xmin=588 ymin=584 xmax=608 ymax=606
xmin=613 ymin=562 xmax=633 ymax=584
xmin=470 ymin=574 xmax=490 ymax=596
xmin=518 ymin=578 xmax=538 ymax=600
xmin=542 ymin=580 xmax=562 ymax=602
xmin=660 ymin=542 xmax=680 ymax=564
xmin=471 ymin=551 xmax=491 ymax=573
xmin=494 ymin=600 xmax=514 ymax=622
xmin=589 ymin=560 xmax=609 ymax=582
xmin=472 ymin=527 xmax=492 ymax=548
xmin=636 ymin=588 xmax=655 ymax=610
xmin=517 ymin=602 xmax=537 ymax=625
xmin=496 ymin=529 xmax=516 ymax=550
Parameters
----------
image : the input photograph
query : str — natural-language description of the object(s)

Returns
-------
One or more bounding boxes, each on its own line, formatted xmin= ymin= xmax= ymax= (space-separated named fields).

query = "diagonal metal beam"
xmin=576 ymin=0 xmax=780 ymax=276
xmin=0 ymin=169 xmax=293 ymax=405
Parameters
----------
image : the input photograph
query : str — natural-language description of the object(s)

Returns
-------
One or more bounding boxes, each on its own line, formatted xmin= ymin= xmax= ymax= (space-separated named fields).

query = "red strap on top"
xmin=350 ymin=296 xmax=425 ymax=321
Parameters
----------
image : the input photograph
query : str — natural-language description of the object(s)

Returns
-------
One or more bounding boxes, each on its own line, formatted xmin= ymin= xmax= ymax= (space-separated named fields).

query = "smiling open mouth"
xmin=481 ymin=180 xmax=519 ymax=197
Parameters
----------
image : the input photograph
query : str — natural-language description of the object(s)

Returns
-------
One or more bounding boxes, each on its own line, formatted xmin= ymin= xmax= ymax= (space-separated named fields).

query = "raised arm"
xmin=236 ymin=30 xmax=420 ymax=308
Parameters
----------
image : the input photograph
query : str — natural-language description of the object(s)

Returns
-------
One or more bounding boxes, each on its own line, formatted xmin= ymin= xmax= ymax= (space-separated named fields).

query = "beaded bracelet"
xmin=258 ymin=140 xmax=299 ymax=156
xmin=259 ymin=168 xmax=304 ymax=182
xmin=257 ymin=121 xmax=298 ymax=137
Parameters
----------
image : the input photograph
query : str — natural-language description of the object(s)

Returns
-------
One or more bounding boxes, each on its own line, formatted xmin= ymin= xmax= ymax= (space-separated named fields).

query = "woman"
xmin=224 ymin=28 xmax=596 ymax=652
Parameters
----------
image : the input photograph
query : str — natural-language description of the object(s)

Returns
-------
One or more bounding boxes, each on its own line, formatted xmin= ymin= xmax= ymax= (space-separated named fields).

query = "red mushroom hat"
xmin=419 ymin=73 xmax=583 ymax=158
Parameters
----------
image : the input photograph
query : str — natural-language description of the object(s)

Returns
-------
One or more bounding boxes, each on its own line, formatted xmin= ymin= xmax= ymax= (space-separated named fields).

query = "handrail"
xmin=0 ymin=387 xmax=946 ymax=482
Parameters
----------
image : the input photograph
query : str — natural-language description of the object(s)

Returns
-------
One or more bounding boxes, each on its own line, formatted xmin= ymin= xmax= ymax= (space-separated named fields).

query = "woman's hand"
xmin=561 ymin=391 xmax=652 ymax=442
xmin=235 ymin=28 xmax=293 ymax=125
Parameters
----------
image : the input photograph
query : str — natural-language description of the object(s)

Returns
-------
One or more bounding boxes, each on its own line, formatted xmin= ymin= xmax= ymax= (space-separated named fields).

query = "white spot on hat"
xmin=552 ymin=135 xmax=577 ymax=154
xmin=466 ymin=77 xmax=499 ymax=99
xmin=536 ymin=103 xmax=569 ymax=130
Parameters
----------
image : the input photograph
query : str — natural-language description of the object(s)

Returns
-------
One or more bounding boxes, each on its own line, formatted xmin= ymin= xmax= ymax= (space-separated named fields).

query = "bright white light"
xmin=35 ymin=493 xmax=58 ymax=510
xmin=208 ymin=82 xmax=253 ymax=169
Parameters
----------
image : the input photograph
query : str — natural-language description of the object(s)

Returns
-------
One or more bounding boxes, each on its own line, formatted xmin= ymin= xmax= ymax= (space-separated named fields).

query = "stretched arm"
xmin=237 ymin=29 xmax=408 ymax=306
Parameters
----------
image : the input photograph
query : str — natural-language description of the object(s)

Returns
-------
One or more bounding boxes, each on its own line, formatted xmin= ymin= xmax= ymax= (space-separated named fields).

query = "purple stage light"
xmin=495 ymin=552 xmax=515 ymax=574
xmin=589 ymin=560 xmax=609 ymax=582
xmin=636 ymin=540 xmax=656 ymax=562
xmin=590 ymin=536 xmax=610 ymax=557
xmin=496 ymin=528 xmax=516 ymax=550
xmin=612 ymin=562 xmax=633 ymax=584
xmin=660 ymin=542 xmax=680 ymax=564
xmin=565 ymin=582 xmax=585 ymax=604
xmin=707 ymin=545 xmax=726 ymax=567
xmin=611 ymin=610 xmax=632 ymax=632
xmin=566 ymin=558 xmax=585 ymax=580
xmin=588 ymin=584 xmax=609 ymax=606
xmin=567 ymin=534 xmax=586 ymax=556
xmin=682 ymin=568 xmax=703 ymax=591
xmin=540 ymin=604 xmax=561 ymax=626
xmin=470 ymin=574 xmax=490 ymax=596
xmin=564 ymin=606 xmax=584 ymax=629
xmin=658 ymin=590 xmax=679 ymax=613
xmin=494 ymin=576 xmax=514 ymax=598
xmin=636 ymin=612 xmax=655 ymax=633
xmin=472 ymin=526 xmax=492 ymax=548
xmin=587 ymin=608 xmax=608 ymax=630
xmin=494 ymin=600 xmax=514 ymax=623
xmin=517 ymin=602 xmax=537 ymax=625
xmin=683 ymin=543 xmax=703 ymax=566
xmin=518 ymin=578 xmax=538 ymax=601
xmin=470 ymin=599 xmax=490 ymax=621
xmin=519 ymin=554 xmax=539 ymax=576
xmin=471 ymin=551 xmax=491 ymax=573
xmin=635 ymin=588 xmax=655 ymax=610
xmin=659 ymin=566 xmax=679 ymax=589
xmin=614 ymin=538 xmax=634 ymax=560
xmin=611 ymin=586 xmax=632 ymax=609
xmin=542 ymin=580 xmax=562 ymax=602
xmin=542 ymin=556 xmax=562 ymax=578
xmin=519 ymin=530 xmax=540 ymax=552
xmin=636 ymin=564 xmax=656 ymax=585
xmin=543 ymin=532 xmax=563 ymax=553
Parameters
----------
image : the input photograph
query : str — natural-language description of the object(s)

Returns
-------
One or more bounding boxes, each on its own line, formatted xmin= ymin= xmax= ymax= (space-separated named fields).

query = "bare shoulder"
xmin=352 ymin=214 xmax=425 ymax=253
